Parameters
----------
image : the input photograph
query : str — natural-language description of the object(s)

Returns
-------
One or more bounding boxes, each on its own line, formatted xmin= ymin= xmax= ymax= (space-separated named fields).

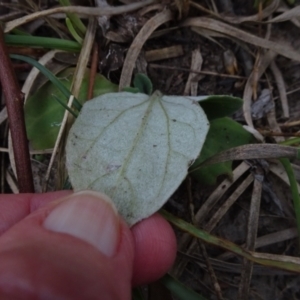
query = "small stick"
xmin=280 ymin=120 xmax=300 ymax=128
xmin=0 ymin=28 xmax=34 ymax=193
xmin=149 ymin=63 xmax=266 ymax=81
xmin=258 ymin=130 xmax=300 ymax=138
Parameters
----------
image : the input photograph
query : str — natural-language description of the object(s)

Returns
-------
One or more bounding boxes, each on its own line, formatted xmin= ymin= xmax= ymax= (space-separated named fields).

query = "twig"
xmin=149 ymin=63 xmax=264 ymax=80
xmin=258 ymin=130 xmax=300 ymax=138
xmin=0 ymin=28 xmax=34 ymax=193
xmin=280 ymin=120 xmax=300 ymax=128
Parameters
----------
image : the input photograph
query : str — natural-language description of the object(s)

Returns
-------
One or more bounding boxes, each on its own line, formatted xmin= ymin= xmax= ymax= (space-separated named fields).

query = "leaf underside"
xmin=66 ymin=92 xmax=209 ymax=226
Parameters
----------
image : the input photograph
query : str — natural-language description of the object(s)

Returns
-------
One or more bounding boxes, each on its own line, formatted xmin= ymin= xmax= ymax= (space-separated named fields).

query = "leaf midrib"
xmin=110 ymin=91 xmax=162 ymax=199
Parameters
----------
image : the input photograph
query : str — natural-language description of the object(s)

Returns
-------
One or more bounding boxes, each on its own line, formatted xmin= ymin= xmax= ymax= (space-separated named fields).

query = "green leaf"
xmin=133 ymin=73 xmax=153 ymax=95
xmin=66 ymin=91 xmax=209 ymax=226
xmin=199 ymin=95 xmax=243 ymax=120
xmin=190 ymin=117 xmax=254 ymax=185
xmin=25 ymin=68 xmax=118 ymax=150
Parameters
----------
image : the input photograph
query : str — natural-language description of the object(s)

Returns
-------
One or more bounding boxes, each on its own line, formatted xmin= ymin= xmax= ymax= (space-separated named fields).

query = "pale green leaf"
xmin=66 ymin=91 xmax=209 ymax=226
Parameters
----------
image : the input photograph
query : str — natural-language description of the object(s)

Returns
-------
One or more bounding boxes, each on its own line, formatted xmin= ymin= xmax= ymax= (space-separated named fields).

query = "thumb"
xmin=0 ymin=191 xmax=134 ymax=300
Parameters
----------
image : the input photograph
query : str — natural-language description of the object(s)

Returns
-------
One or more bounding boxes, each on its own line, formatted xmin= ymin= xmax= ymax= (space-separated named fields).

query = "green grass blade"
xmin=10 ymin=54 xmax=82 ymax=110
xmin=160 ymin=274 xmax=208 ymax=300
xmin=70 ymin=97 xmax=82 ymax=111
xmin=11 ymin=54 xmax=71 ymax=98
xmin=279 ymin=158 xmax=300 ymax=247
xmin=59 ymin=0 xmax=86 ymax=35
xmin=53 ymin=95 xmax=78 ymax=118
xmin=160 ymin=209 xmax=300 ymax=273
xmin=5 ymin=35 xmax=81 ymax=51
xmin=280 ymin=138 xmax=300 ymax=146
xmin=66 ymin=17 xmax=83 ymax=44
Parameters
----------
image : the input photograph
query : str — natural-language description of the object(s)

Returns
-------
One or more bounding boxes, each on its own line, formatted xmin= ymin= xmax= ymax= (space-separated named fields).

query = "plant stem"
xmin=0 ymin=28 xmax=34 ymax=193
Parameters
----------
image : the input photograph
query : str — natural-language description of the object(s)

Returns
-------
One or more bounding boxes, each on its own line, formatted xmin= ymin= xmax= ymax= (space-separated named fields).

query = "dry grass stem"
xmin=5 ymin=171 xmax=18 ymax=193
xmin=183 ymin=47 xmax=203 ymax=96
xmin=119 ymin=9 xmax=173 ymax=90
xmin=182 ymin=17 xmax=300 ymax=61
xmin=173 ymin=162 xmax=250 ymax=277
xmin=145 ymin=45 xmax=184 ymax=62
xmin=149 ymin=63 xmax=250 ymax=80
xmin=192 ymin=0 xmax=280 ymax=24
xmin=219 ymin=226 xmax=299 ymax=262
xmin=4 ymin=0 xmax=156 ymax=33
xmin=0 ymin=108 xmax=7 ymax=126
xmin=201 ymin=144 xmax=299 ymax=167
xmin=205 ymin=174 xmax=254 ymax=233
xmin=266 ymin=106 xmax=285 ymax=144
xmin=270 ymin=61 xmax=289 ymax=118
xmin=22 ymin=50 xmax=60 ymax=103
xmin=243 ymin=50 xmax=277 ymax=127
xmin=268 ymin=5 xmax=300 ymax=23
xmin=44 ymin=18 xmax=97 ymax=191
xmin=239 ymin=178 xmax=262 ymax=300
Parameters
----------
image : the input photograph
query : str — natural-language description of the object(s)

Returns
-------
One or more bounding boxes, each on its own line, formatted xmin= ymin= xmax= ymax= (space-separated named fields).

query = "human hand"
xmin=0 ymin=191 xmax=176 ymax=299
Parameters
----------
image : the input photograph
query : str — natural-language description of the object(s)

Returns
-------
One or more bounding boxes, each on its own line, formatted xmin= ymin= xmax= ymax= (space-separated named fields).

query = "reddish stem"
xmin=0 ymin=28 xmax=34 ymax=193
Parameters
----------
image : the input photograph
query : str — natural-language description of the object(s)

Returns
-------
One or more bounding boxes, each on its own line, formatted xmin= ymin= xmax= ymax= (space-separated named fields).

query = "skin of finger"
xmin=0 ymin=203 xmax=134 ymax=300
xmin=131 ymin=213 xmax=177 ymax=286
xmin=0 ymin=192 xmax=177 ymax=286
xmin=0 ymin=191 xmax=71 ymax=235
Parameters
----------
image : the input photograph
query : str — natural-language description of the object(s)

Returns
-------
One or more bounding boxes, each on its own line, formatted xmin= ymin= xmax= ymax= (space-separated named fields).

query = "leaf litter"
xmin=1 ymin=0 xmax=300 ymax=299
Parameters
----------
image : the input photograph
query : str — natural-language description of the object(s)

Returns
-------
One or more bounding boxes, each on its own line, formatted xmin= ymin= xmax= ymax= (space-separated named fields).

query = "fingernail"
xmin=43 ymin=191 xmax=120 ymax=257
